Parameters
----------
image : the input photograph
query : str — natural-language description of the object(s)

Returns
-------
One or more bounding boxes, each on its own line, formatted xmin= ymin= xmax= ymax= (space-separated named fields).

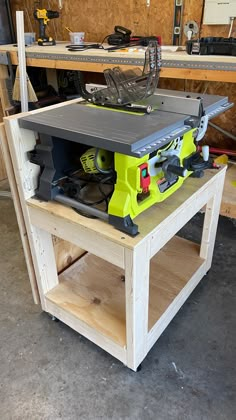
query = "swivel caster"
xmin=137 ymin=363 xmax=142 ymax=372
xmin=49 ymin=313 xmax=59 ymax=322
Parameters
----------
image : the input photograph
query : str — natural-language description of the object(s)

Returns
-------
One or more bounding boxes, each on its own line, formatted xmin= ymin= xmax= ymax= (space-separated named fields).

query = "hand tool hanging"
xmin=172 ymin=0 xmax=184 ymax=45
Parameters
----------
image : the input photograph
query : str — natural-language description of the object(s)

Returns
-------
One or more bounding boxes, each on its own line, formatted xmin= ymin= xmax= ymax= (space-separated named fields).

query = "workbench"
xmin=0 ymin=42 xmax=236 ymax=83
xmin=4 ymin=99 xmax=226 ymax=371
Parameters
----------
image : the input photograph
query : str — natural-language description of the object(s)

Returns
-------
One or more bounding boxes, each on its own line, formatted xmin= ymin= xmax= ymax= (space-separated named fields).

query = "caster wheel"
xmin=137 ymin=363 xmax=142 ymax=372
xmin=49 ymin=314 xmax=59 ymax=322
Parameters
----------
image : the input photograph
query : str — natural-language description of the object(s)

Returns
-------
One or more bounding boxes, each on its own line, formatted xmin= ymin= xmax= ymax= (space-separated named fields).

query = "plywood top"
xmin=1 ymin=42 xmax=236 ymax=64
xmin=27 ymin=167 xmax=226 ymax=249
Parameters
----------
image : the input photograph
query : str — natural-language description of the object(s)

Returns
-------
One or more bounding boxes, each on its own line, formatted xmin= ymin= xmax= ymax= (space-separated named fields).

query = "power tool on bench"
xmin=19 ymin=41 xmax=233 ymax=236
xmin=33 ymin=8 xmax=59 ymax=46
xmin=107 ymin=26 xmax=132 ymax=45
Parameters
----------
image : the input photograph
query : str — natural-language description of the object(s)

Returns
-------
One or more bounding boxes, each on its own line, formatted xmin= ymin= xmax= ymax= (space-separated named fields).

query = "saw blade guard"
xmin=85 ymin=40 xmax=161 ymax=107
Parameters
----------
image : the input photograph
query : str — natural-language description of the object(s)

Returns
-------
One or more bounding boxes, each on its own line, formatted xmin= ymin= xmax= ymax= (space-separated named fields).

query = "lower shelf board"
xmin=45 ymin=236 xmax=205 ymax=348
xmin=149 ymin=236 xmax=204 ymax=330
xmin=46 ymin=252 xmax=126 ymax=346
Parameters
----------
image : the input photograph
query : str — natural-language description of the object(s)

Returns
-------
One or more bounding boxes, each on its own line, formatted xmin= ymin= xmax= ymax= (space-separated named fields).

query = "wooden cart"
xmin=4 ymin=101 xmax=226 ymax=371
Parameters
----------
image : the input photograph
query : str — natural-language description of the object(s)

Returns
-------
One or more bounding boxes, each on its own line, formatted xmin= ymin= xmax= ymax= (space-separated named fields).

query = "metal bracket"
xmin=146 ymin=93 xmax=203 ymax=117
xmin=196 ymin=115 xmax=209 ymax=141
xmin=0 ymin=52 xmax=10 ymax=65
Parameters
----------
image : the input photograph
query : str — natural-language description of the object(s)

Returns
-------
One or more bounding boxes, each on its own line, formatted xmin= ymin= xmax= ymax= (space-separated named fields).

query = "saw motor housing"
xmin=108 ymin=129 xmax=196 ymax=223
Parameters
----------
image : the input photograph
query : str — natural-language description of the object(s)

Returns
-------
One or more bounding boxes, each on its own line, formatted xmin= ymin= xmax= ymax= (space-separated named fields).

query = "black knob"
xmin=167 ymin=164 xmax=187 ymax=177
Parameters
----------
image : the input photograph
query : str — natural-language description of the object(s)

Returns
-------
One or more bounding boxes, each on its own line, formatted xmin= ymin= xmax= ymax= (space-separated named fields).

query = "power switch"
xmin=139 ymin=163 xmax=150 ymax=194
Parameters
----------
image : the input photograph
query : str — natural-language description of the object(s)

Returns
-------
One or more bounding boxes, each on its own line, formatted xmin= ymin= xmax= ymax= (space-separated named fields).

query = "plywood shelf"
xmin=45 ymin=236 xmax=204 ymax=349
xmin=46 ymin=252 xmax=126 ymax=347
xmin=149 ymin=237 xmax=204 ymax=331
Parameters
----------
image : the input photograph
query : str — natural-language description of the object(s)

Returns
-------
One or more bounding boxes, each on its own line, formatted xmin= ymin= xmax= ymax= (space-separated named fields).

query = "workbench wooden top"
xmin=1 ymin=41 xmax=236 ymax=64
xmin=1 ymin=42 xmax=236 ymax=82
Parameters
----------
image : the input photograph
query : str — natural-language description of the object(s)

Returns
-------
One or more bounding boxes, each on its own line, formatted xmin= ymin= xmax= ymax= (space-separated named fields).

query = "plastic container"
xmin=69 ymin=32 xmax=85 ymax=45
xmin=24 ymin=32 xmax=36 ymax=45
xmin=186 ymin=37 xmax=236 ymax=56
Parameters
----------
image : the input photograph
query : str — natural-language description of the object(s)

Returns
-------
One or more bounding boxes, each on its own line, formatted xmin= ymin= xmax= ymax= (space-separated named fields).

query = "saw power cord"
xmin=66 ymin=34 xmax=151 ymax=52
xmin=63 ymin=170 xmax=114 ymax=218
xmin=66 ymin=34 xmax=113 ymax=52
xmin=72 ymin=182 xmax=112 ymax=218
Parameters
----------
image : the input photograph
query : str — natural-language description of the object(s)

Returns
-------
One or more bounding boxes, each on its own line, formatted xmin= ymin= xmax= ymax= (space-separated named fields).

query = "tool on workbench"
xmin=19 ymin=38 xmax=233 ymax=236
xmin=33 ymin=8 xmax=59 ymax=46
xmin=21 ymin=86 xmax=233 ymax=236
xmin=107 ymin=26 xmax=132 ymax=45
xmin=186 ymin=37 xmax=236 ymax=56
xmin=130 ymin=35 xmax=162 ymax=46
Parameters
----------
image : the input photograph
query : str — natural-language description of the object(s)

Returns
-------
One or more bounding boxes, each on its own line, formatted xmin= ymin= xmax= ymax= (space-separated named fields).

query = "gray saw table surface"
xmin=19 ymin=89 xmax=232 ymax=157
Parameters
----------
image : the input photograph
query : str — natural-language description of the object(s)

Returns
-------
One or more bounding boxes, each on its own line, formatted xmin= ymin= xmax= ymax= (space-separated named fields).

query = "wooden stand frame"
xmin=4 ymin=102 xmax=226 ymax=371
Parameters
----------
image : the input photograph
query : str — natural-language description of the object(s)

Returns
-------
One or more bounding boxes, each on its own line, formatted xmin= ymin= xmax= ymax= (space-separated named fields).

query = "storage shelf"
xmin=45 ymin=236 xmax=204 ymax=347
xmin=149 ymin=236 xmax=204 ymax=331
xmin=46 ymin=252 xmax=126 ymax=346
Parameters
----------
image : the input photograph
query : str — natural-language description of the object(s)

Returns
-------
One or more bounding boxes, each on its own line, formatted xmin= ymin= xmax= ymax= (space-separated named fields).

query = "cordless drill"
xmin=34 ymin=9 xmax=59 ymax=46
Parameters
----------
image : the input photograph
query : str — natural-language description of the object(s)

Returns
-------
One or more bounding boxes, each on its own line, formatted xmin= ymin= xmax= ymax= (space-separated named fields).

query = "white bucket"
xmin=69 ymin=32 xmax=85 ymax=45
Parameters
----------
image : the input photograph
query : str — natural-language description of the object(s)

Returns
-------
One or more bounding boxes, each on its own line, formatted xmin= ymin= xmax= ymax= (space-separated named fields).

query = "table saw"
xmin=18 ymin=86 xmax=232 ymax=236
xmin=17 ymin=37 xmax=232 ymax=236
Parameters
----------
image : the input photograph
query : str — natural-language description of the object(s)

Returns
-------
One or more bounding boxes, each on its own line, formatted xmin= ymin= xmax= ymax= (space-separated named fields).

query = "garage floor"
xmin=0 ymin=180 xmax=235 ymax=420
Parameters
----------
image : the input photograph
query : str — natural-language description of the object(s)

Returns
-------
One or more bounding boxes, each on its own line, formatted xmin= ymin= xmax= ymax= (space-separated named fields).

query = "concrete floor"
xmin=0 ymin=182 xmax=235 ymax=420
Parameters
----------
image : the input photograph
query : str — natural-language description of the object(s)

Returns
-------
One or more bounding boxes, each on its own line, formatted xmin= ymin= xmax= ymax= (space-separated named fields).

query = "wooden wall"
xmin=10 ymin=0 xmax=236 ymax=149
xmin=11 ymin=0 xmax=236 ymax=44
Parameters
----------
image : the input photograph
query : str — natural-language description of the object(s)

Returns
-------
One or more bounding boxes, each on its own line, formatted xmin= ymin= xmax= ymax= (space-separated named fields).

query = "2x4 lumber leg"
xmin=25 ymin=226 xmax=59 ymax=310
xmin=200 ymin=174 xmax=225 ymax=271
xmin=125 ymin=241 xmax=150 ymax=371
